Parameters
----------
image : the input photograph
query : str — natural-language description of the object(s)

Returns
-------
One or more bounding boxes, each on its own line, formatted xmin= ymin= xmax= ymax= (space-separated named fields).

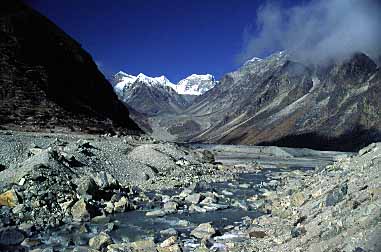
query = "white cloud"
xmin=239 ymin=0 xmax=381 ymax=64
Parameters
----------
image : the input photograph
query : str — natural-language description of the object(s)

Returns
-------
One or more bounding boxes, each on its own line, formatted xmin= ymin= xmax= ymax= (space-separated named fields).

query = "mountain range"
xmin=114 ymin=51 xmax=381 ymax=151
xmin=111 ymin=72 xmax=218 ymax=116
xmin=2 ymin=0 xmax=380 ymax=152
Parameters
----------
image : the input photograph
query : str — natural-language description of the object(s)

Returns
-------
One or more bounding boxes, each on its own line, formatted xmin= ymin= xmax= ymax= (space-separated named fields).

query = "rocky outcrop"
xmin=0 ymin=0 xmax=141 ymax=134
xmin=233 ymin=142 xmax=381 ymax=252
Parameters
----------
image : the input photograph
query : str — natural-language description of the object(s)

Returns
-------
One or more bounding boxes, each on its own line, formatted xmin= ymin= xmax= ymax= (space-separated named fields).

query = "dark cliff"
xmin=0 ymin=0 xmax=141 ymax=134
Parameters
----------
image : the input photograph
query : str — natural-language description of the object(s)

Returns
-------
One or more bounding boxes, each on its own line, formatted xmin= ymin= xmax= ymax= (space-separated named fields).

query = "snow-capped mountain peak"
xmin=243 ymin=57 xmax=263 ymax=66
xmin=134 ymin=73 xmax=175 ymax=87
xmin=175 ymin=74 xmax=218 ymax=96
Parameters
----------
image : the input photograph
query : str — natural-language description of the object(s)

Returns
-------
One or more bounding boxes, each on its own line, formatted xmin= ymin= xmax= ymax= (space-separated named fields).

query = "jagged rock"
xmin=325 ymin=183 xmax=348 ymax=207
xmin=291 ymin=225 xmax=307 ymax=238
xmin=131 ymin=239 xmax=157 ymax=251
xmin=189 ymin=204 xmax=206 ymax=213
xmin=202 ymin=150 xmax=215 ymax=164
xmin=190 ymin=223 xmax=216 ymax=239
xmin=291 ymin=192 xmax=306 ymax=207
xmin=93 ymin=172 xmax=118 ymax=190
xmin=76 ymin=176 xmax=98 ymax=196
xmin=71 ymin=199 xmax=91 ymax=222
xmin=160 ymin=236 xmax=177 ymax=248
xmin=89 ymin=232 xmax=113 ymax=251
xmin=160 ymin=228 xmax=178 ymax=237
xmin=157 ymin=244 xmax=182 ymax=252
xmin=0 ymin=189 xmax=18 ymax=208
xmin=184 ymin=193 xmax=203 ymax=204
xmin=104 ymin=202 xmax=114 ymax=214
xmin=0 ymin=228 xmax=25 ymax=245
xmin=107 ymin=243 xmax=131 ymax=252
xmin=114 ymin=196 xmax=128 ymax=213
xmin=200 ymin=195 xmax=218 ymax=205
xmin=163 ymin=201 xmax=178 ymax=214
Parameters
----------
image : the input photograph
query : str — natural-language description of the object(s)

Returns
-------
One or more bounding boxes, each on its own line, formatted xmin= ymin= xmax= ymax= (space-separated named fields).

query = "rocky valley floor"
xmin=0 ymin=131 xmax=380 ymax=252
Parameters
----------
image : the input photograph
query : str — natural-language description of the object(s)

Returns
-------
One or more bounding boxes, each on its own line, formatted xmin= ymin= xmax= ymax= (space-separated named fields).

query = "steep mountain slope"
xmin=170 ymin=52 xmax=380 ymax=151
xmin=0 ymin=0 xmax=141 ymax=134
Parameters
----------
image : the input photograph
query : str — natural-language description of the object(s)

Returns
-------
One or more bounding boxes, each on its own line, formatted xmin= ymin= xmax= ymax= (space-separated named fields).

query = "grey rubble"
xmin=1 ymin=130 xmax=380 ymax=251
xmin=0 ymin=131 xmax=226 ymax=191
xmin=233 ymin=143 xmax=381 ymax=252
xmin=0 ymin=130 xmax=228 ymax=232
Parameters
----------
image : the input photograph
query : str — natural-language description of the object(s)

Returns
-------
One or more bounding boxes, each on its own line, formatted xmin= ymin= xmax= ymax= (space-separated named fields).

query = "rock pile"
xmin=233 ymin=143 xmax=381 ymax=252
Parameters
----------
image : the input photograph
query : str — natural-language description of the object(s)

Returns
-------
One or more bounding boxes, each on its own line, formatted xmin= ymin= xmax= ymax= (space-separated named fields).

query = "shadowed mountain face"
xmin=0 ymin=0 xmax=141 ymax=134
xmin=157 ymin=52 xmax=380 ymax=151
xmin=118 ymin=80 xmax=191 ymax=116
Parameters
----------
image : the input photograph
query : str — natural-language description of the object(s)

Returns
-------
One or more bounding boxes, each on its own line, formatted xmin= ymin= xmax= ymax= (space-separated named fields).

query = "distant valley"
xmin=113 ymin=51 xmax=381 ymax=151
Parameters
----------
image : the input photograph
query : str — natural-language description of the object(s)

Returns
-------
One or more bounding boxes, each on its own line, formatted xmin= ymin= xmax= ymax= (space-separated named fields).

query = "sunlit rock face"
xmin=177 ymin=51 xmax=381 ymax=151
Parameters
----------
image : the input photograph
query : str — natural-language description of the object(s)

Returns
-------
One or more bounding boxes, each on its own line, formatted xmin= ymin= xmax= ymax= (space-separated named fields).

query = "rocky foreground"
xmin=0 ymin=131 xmax=380 ymax=252
xmin=234 ymin=143 xmax=381 ymax=252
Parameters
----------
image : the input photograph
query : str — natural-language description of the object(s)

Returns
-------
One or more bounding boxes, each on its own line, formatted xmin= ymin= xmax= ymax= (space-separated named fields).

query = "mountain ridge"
xmin=0 ymin=0 xmax=141 ymax=134
xmin=148 ymin=51 xmax=381 ymax=151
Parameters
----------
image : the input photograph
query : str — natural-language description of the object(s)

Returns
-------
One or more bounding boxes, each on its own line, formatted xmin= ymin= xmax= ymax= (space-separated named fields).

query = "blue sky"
xmin=26 ymin=0 xmax=307 ymax=82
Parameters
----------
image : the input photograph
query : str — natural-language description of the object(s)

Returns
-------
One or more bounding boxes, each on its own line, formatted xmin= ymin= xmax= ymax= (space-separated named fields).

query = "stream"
xmin=33 ymin=145 xmax=348 ymax=251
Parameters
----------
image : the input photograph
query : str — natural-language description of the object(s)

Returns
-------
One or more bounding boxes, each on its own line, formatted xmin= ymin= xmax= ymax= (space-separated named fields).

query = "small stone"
xmin=130 ymin=239 xmax=156 ymax=251
xmin=202 ymin=150 xmax=215 ymax=163
xmin=71 ymin=199 xmax=90 ymax=222
xmin=248 ymin=230 xmax=267 ymax=238
xmin=18 ymin=178 xmax=26 ymax=186
xmin=157 ymin=244 xmax=182 ymax=252
xmin=60 ymin=200 xmax=75 ymax=212
xmin=163 ymin=201 xmax=178 ymax=214
xmin=189 ymin=204 xmax=207 ymax=213
xmin=177 ymin=220 xmax=190 ymax=227
xmin=291 ymin=226 xmax=306 ymax=238
xmin=185 ymin=193 xmax=203 ymax=204
xmin=239 ymin=183 xmax=250 ymax=189
xmin=21 ymin=238 xmax=41 ymax=248
xmin=28 ymin=148 xmax=44 ymax=156
xmin=91 ymin=215 xmax=110 ymax=224
xmin=200 ymin=196 xmax=217 ymax=205
xmin=114 ymin=196 xmax=128 ymax=213
xmin=160 ymin=236 xmax=177 ymax=248
xmin=104 ymin=202 xmax=114 ymax=214
xmin=190 ymin=223 xmax=216 ymax=239
xmin=325 ymin=183 xmax=348 ymax=207
xmin=146 ymin=209 xmax=166 ymax=217
xmin=160 ymin=228 xmax=178 ymax=237
xmin=221 ymin=190 xmax=234 ymax=196
xmin=291 ymin=192 xmax=306 ymax=207
xmin=12 ymin=204 xmax=24 ymax=215
xmin=89 ymin=232 xmax=113 ymax=250
xmin=176 ymin=159 xmax=190 ymax=166
xmin=107 ymin=243 xmax=131 ymax=252
xmin=0 ymin=189 xmax=19 ymax=208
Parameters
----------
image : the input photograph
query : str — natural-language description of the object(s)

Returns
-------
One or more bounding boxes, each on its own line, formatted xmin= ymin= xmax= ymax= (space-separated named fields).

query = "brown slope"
xmin=0 ymin=0 xmax=141 ymax=134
